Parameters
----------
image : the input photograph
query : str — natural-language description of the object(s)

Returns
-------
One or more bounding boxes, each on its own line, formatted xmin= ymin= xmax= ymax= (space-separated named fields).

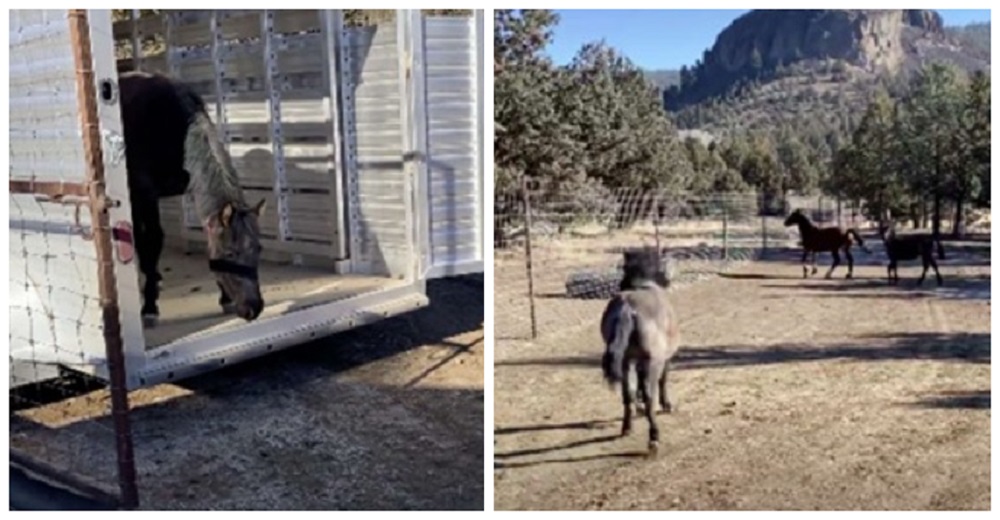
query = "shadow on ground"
xmin=757 ymin=272 xmax=990 ymax=302
xmin=495 ymin=331 xmax=990 ymax=372
xmin=10 ymin=276 xmax=485 ymax=510
xmin=907 ymin=390 xmax=991 ymax=410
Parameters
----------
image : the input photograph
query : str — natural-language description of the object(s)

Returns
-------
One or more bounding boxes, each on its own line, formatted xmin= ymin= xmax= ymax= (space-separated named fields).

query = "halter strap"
xmin=209 ymin=259 xmax=258 ymax=281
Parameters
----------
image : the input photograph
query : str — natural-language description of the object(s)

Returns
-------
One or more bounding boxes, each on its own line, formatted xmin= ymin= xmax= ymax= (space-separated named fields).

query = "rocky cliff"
xmin=664 ymin=9 xmax=979 ymax=110
xmin=707 ymin=9 xmax=945 ymax=75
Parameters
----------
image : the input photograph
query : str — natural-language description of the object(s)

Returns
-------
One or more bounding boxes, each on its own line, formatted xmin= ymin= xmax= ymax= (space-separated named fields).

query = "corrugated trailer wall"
xmin=423 ymin=15 xmax=481 ymax=276
xmin=341 ymin=21 xmax=413 ymax=279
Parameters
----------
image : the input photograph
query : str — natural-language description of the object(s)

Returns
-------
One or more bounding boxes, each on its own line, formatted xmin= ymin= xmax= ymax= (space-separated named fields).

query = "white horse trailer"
xmin=9 ymin=9 xmax=484 ymax=390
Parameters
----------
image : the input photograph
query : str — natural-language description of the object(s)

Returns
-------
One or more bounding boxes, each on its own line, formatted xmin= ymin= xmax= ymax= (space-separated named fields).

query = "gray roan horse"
xmin=878 ymin=218 xmax=944 ymax=286
xmin=119 ymin=71 xmax=265 ymax=327
xmin=600 ymin=248 xmax=680 ymax=456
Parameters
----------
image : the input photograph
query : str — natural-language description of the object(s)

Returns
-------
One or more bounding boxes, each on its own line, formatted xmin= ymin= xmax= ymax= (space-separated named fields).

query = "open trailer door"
xmin=9 ymin=9 xmax=144 ymax=389
xmin=409 ymin=10 xmax=485 ymax=280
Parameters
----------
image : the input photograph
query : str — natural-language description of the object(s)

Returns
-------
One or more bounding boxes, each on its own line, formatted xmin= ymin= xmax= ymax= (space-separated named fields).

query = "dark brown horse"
xmin=784 ymin=209 xmax=870 ymax=279
xmin=878 ymin=220 xmax=944 ymax=286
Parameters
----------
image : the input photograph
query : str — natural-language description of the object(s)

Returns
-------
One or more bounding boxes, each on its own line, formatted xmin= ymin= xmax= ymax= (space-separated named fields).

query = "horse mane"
xmin=178 ymin=86 xmax=249 ymax=220
xmin=788 ymin=210 xmax=819 ymax=236
xmin=620 ymin=248 xmax=670 ymax=290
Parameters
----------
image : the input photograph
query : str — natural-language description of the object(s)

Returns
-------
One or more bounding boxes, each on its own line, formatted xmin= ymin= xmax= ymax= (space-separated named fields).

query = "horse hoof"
xmin=142 ymin=314 xmax=159 ymax=328
xmin=621 ymin=425 xmax=633 ymax=437
xmin=647 ymin=441 xmax=660 ymax=458
xmin=659 ymin=402 xmax=675 ymax=414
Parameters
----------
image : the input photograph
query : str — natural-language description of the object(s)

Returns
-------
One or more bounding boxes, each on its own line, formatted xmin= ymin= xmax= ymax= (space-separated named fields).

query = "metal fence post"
xmin=761 ymin=211 xmax=768 ymax=258
xmin=653 ymin=189 xmax=661 ymax=255
xmin=68 ymin=9 xmax=139 ymax=509
xmin=722 ymin=197 xmax=729 ymax=261
xmin=521 ymin=177 xmax=538 ymax=340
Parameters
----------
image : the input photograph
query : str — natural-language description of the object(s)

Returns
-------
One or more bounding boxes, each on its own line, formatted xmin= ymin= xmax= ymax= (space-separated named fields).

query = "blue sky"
xmin=545 ymin=9 xmax=992 ymax=70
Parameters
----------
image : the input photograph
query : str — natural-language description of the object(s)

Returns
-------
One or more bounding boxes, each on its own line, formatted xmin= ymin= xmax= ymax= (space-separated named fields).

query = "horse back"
xmin=803 ymin=226 xmax=850 ymax=250
xmin=888 ymin=233 xmax=934 ymax=261
xmin=119 ymin=72 xmax=200 ymax=198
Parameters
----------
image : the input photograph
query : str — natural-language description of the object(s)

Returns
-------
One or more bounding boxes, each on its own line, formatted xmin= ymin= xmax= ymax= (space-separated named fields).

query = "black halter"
xmin=209 ymin=259 xmax=258 ymax=281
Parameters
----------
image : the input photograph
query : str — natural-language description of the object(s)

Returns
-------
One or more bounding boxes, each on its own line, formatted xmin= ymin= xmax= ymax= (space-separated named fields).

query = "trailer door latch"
xmin=112 ymin=221 xmax=135 ymax=265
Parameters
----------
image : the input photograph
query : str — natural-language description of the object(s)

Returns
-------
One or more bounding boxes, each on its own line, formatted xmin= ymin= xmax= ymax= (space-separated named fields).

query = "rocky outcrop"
xmin=705 ymin=10 xmax=945 ymax=75
xmin=664 ymin=9 xmax=959 ymax=110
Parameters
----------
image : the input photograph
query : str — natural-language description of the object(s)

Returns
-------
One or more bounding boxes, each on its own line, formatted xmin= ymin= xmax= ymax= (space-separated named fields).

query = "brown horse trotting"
xmin=784 ymin=209 xmax=871 ymax=279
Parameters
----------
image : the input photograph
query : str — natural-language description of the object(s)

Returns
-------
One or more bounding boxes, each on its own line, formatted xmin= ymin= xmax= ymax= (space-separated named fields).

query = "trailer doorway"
xmin=112 ymin=10 xmax=415 ymax=351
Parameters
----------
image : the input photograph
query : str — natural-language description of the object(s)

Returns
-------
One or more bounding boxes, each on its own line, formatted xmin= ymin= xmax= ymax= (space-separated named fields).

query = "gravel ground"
xmin=11 ymin=276 xmax=484 ymax=510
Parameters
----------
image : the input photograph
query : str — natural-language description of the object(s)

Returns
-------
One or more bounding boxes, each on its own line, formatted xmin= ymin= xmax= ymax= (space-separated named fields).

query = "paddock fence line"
xmin=494 ymin=182 xmax=851 ymax=343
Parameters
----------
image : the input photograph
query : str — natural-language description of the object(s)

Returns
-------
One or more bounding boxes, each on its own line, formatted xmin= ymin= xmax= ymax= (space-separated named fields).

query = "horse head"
xmin=877 ymin=209 xmax=896 ymax=241
xmin=783 ymin=208 xmax=806 ymax=228
xmin=205 ymin=199 xmax=267 ymax=321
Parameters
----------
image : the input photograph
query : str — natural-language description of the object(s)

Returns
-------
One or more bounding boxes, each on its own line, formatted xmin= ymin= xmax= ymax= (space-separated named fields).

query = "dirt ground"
xmin=494 ymin=244 xmax=990 ymax=510
xmin=11 ymin=276 xmax=484 ymax=510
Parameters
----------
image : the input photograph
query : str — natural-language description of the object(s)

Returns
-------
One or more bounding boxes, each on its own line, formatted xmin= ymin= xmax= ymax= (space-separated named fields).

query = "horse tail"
xmin=602 ymin=300 xmax=634 ymax=384
xmin=848 ymin=228 xmax=871 ymax=254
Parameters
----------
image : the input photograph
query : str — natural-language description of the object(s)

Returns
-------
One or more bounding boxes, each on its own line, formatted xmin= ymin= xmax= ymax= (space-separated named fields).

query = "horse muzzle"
xmin=238 ymin=297 xmax=264 ymax=321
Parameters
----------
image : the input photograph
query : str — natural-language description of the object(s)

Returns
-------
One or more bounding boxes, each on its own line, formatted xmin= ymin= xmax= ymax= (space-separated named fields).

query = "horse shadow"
xmin=905 ymin=390 xmax=990 ymax=410
xmin=493 ymin=432 xmax=648 ymax=469
xmin=495 ymin=331 xmax=991 ymax=372
xmin=760 ymin=272 xmax=991 ymax=302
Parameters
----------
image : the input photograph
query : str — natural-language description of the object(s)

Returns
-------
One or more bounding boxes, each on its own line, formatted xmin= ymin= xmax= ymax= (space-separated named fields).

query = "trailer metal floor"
xmin=143 ymin=248 xmax=398 ymax=349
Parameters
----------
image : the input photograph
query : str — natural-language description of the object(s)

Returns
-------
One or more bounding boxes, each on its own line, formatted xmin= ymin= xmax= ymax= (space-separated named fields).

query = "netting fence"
xmin=494 ymin=182 xmax=858 ymax=343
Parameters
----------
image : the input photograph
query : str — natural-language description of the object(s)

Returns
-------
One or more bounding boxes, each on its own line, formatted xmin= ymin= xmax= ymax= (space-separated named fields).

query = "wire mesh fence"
xmin=494 ymin=183 xmax=851 ymax=343
xmin=8 ymin=174 xmax=135 ymax=509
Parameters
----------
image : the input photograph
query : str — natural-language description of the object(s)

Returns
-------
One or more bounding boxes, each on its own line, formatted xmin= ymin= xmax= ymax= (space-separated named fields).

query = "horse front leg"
xmin=801 ymin=250 xmax=810 ymax=278
xmin=825 ymin=250 xmax=841 ymax=279
xmin=930 ymin=257 xmax=943 ymax=286
xmin=135 ymin=202 xmax=165 ymax=327
xmin=844 ymin=247 xmax=854 ymax=279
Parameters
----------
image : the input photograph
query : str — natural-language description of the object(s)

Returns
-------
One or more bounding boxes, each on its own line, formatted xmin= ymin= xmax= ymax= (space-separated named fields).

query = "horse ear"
xmin=252 ymin=198 xmax=267 ymax=218
xmin=219 ymin=202 xmax=235 ymax=228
